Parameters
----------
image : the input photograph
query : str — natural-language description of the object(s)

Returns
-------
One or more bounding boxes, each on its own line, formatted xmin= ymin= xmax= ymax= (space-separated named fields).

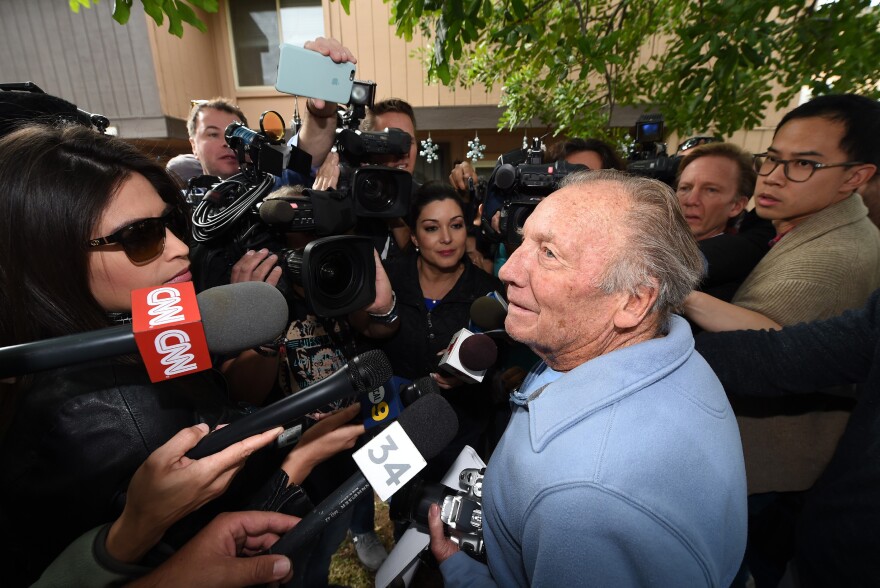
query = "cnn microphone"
xmin=186 ymin=349 xmax=393 ymax=459
xmin=0 ymin=281 xmax=287 ymax=380
xmin=269 ymin=393 xmax=459 ymax=560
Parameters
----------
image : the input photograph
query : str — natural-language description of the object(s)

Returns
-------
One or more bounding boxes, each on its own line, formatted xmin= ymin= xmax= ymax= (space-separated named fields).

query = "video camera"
xmin=391 ymin=467 xmax=487 ymax=561
xmin=189 ymin=109 xmax=376 ymax=317
xmin=329 ymin=81 xmax=413 ymax=217
xmin=626 ymin=113 xmax=680 ymax=186
xmin=488 ymin=138 xmax=587 ymax=246
xmin=223 ymin=110 xmax=312 ymax=181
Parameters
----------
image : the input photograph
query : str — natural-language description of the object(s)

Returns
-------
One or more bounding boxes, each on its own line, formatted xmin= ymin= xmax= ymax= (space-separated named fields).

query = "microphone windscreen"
xmin=259 ymin=199 xmax=296 ymax=225
xmin=350 ymin=349 xmax=393 ymax=392
xmin=197 ymin=282 xmax=288 ymax=354
xmin=470 ymin=296 xmax=507 ymax=331
xmin=494 ymin=163 xmax=517 ymax=191
xmin=459 ymin=333 xmax=498 ymax=371
xmin=400 ymin=375 xmax=440 ymax=407
xmin=397 ymin=393 xmax=459 ymax=459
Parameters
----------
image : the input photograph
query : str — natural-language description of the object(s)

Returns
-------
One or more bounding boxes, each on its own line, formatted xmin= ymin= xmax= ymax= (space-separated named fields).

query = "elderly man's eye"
xmin=542 ymin=247 xmax=556 ymax=259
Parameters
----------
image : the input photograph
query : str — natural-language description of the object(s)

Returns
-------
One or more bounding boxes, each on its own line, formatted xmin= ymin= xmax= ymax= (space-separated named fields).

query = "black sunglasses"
xmin=87 ymin=207 xmax=190 ymax=264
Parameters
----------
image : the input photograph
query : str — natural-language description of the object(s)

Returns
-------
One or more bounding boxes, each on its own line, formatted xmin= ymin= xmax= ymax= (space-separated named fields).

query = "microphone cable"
xmin=191 ymin=171 xmax=275 ymax=243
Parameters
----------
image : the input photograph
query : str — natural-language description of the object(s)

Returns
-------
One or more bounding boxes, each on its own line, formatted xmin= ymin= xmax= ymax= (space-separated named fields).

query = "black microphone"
xmin=185 ymin=349 xmax=393 ymax=459
xmin=438 ymin=329 xmax=498 ymax=383
xmin=268 ymin=393 xmax=458 ymax=560
xmin=400 ymin=375 xmax=441 ymax=407
xmin=470 ymin=293 xmax=508 ymax=331
xmin=0 ymin=282 xmax=288 ymax=379
xmin=459 ymin=333 xmax=498 ymax=371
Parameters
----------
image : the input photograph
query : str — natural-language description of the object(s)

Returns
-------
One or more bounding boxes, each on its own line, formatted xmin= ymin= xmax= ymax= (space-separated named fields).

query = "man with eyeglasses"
xmin=684 ymin=93 xmax=880 ymax=585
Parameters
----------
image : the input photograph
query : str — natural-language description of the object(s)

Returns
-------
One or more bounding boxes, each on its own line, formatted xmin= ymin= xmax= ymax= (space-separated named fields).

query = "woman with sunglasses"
xmin=0 ymin=123 xmax=363 ymax=585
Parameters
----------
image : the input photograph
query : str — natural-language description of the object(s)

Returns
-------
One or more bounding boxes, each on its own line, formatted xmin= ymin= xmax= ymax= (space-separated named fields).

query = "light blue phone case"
xmin=275 ymin=43 xmax=356 ymax=104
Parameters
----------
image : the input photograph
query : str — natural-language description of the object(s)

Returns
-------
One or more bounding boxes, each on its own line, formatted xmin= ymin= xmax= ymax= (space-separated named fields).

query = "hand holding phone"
xmin=276 ymin=39 xmax=358 ymax=105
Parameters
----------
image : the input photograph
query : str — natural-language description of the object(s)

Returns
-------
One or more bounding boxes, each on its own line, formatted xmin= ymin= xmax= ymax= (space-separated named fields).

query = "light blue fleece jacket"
xmin=440 ymin=315 xmax=747 ymax=587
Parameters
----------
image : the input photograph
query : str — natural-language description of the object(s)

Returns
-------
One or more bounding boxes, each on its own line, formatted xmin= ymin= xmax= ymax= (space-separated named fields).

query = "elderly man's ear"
xmin=612 ymin=282 xmax=659 ymax=330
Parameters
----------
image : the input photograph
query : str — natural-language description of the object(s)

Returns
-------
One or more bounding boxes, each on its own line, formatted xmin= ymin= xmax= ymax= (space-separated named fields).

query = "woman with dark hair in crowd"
xmin=380 ymin=182 xmax=502 ymax=476
xmin=0 ymin=123 xmax=361 ymax=585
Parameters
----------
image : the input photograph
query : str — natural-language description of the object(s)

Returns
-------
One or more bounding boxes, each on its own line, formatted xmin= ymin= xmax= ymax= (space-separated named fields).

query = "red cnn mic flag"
xmin=131 ymin=281 xmax=212 ymax=382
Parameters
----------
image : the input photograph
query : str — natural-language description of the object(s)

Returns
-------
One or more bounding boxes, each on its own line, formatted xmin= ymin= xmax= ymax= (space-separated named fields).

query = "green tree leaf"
xmin=372 ymin=0 xmax=880 ymax=141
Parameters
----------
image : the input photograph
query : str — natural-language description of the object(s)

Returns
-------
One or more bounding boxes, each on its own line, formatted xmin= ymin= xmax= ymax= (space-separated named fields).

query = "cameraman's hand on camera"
xmin=127 ymin=511 xmax=298 ymax=588
xmin=282 ymin=403 xmax=365 ymax=485
xmin=231 ymin=248 xmax=282 ymax=287
xmin=364 ymin=249 xmax=394 ymax=314
xmin=490 ymin=210 xmax=501 ymax=234
xmin=106 ymin=424 xmax=283 ymax=564
xmin=351 ymin=250 xmax=399 ymax=338
xmin=449 ymin=161 xmax=478 ymax=194
xmin=312 ymin=150 xmax=341 ymax=191
xmin=428 ymin=503 xmax=460 ymax=564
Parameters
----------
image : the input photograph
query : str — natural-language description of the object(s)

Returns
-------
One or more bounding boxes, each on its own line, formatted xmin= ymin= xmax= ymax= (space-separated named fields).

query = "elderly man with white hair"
xmin=429 ymin=170 xmax=747 ymax=587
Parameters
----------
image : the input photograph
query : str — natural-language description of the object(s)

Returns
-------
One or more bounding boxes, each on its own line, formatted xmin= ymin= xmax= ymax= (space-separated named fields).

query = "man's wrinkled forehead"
xmin=529 ymin=182 xmax=626 ymax=245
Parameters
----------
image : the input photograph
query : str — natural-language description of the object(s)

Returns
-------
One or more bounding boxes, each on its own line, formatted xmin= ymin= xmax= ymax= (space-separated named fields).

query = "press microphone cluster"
xmin=186 ymin=349 xmax=393 ymax=459
xmin=0 ymin=281 xmax=287 ymax=380
xmin=269 ymin=392 xmax=459 ymax=560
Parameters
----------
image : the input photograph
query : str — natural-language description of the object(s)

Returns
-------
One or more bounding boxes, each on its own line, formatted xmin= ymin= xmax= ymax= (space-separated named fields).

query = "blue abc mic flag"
xmin=360 ymin=375 xmax=407 ymax=429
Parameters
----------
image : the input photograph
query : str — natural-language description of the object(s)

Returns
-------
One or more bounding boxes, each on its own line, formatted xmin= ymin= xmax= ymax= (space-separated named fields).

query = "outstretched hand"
xmin=282 ymin=403 xmax=365 ymax=485
xmin=303 ymin=37 xmax=358 ymax=112
xmin=128 ymin=511 xmax=298 ymax=588
xmin=107 ymin=424 xmax=283 ymax=563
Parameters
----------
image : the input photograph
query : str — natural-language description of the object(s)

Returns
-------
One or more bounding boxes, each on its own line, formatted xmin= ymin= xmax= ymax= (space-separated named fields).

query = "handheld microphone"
xmin=400 ymin=375 xmax=441 ymax=407
xmin=268 ymin=393 xmax=459 ymax=559
xmin=0 ymin=281 xmax=287 ymax=380
xmin=470 ymin=292 xmax=508 ymax=332
xmin=438 ymin=329 xmax=498 ymax=383
xmin=185 ymin=349 xmax=393 ymax=459
xmin=459 ymin=334 xmax=498 ymax=371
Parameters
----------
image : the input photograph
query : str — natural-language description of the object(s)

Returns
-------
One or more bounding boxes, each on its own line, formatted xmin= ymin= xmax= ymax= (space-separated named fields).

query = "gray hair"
xmin=559 ymin=170 xmax=703 ymax=327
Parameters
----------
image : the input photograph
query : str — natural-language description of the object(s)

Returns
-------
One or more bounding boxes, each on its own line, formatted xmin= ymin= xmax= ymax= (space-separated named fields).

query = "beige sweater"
xmin=732 ymin=193 xmax=880 ymax=493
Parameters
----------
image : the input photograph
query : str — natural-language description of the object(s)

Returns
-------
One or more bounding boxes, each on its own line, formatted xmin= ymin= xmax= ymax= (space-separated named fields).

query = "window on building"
xmin=229 ymin=0 xmax=325 ymax=88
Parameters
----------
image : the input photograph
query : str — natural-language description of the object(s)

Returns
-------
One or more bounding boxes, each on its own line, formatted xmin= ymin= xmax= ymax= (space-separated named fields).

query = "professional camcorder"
xmin=189 ymin=110 xmax=376 ymax=316
xmin=391 ymin=467 xmax=487 ymax=561
xmin=329 ymin=81 xmax=413 ymax=217
xmin=626 ymin=113 xmax=680 ymax=186
xmin=489 ymin=138 xmax=587 ymax=246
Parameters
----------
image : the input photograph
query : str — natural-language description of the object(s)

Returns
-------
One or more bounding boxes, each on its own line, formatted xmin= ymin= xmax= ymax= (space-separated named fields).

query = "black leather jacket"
xmin=0 ymin=358 xmax=307 ymax=586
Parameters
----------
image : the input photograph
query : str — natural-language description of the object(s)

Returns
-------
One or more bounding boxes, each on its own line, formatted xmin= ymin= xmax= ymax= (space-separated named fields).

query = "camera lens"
xmin=315 ymin=250 xmax=353 ymax=297
xmin=359 ymin=174 xmax=397 ymax=213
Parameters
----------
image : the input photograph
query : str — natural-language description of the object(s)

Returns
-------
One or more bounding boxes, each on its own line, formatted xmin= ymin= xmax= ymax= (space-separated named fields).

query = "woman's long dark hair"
xmin=0 ymin=123 xmax=185 ymax=347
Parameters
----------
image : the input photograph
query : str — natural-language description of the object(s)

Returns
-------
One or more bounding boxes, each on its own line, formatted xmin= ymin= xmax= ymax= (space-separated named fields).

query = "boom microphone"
xmin=0 ymin=281 xmax=287 ymax=379
xmin=185 ymin=349 xmax=393 ymax=459
xmin=269 ymin=393 xmax=459 ymax=560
